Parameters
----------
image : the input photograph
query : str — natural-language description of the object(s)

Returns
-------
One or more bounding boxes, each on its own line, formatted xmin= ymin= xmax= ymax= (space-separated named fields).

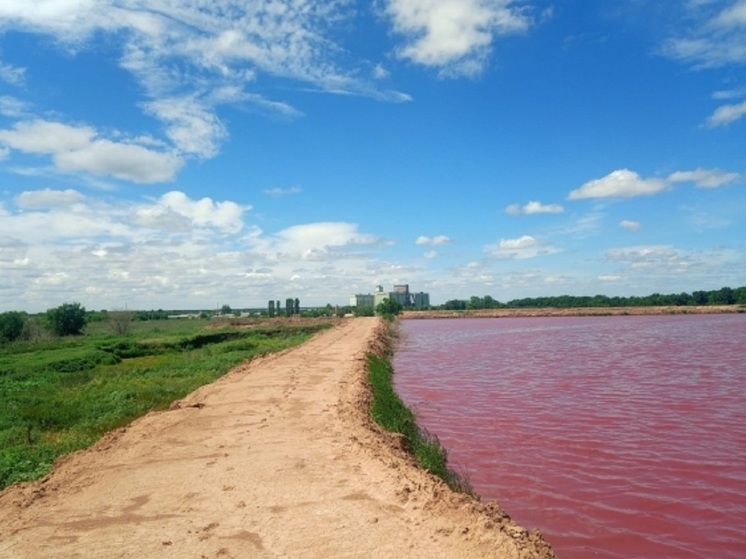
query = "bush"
xmin=47 ymin=303 xmax=87 ymax=336
xmin=0 ymin=311 xmax=26 ymax=343
xmin=375 ymin=298 xmax=403 ymax=317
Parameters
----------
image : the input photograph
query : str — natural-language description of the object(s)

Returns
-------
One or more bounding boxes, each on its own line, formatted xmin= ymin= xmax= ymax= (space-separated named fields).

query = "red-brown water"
xmin=392 ymin=315 xmax=746 ymax=559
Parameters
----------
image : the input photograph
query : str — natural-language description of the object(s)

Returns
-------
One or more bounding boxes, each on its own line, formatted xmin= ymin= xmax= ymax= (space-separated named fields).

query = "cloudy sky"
xmin=0 ymin=1 xmax=744 ymax=312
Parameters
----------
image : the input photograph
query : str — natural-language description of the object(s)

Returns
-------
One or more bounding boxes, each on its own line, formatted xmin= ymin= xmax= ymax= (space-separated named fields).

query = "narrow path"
xmin=0 ymin=317 xmax=554 ymax=559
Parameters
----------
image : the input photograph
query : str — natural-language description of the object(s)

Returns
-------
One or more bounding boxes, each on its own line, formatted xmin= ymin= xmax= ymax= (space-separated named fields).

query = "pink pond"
xmin=392 ymin=314 xmax=746 ymax=559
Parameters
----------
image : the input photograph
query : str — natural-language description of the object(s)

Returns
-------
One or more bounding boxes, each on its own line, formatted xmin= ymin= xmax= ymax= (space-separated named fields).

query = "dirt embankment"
xmin=0 ymin=317 xmax=555 ymax=559
xmin=402 ymin=305 xmax=741 ymax=319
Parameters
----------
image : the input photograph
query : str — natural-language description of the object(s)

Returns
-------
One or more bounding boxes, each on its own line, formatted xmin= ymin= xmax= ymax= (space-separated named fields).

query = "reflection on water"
xmin=393 ymin=314 xmax=746 ymax=559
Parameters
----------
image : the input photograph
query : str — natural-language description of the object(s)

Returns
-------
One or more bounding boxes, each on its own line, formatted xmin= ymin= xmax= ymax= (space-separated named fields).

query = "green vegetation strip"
xmin=367 ymin=344 xmax=473 ymax=496
xmin=0 ymin=321 xmax=329 ymax=490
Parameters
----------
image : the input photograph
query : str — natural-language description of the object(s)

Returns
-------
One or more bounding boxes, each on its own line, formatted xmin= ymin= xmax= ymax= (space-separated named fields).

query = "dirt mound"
xmin=0 ymin=317 xmax=555 ymax=559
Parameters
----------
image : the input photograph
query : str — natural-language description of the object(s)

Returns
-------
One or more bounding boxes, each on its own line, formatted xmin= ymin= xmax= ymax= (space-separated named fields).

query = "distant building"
xmin=350 ymin=283 xmax=430 ymax=309
xmin=349 ymin=293 xmax=375 ymax=308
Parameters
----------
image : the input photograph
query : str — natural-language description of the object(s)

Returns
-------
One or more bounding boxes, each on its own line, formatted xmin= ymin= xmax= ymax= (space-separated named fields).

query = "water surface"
xmin=393 ymin=314 xmax=746 ymax=559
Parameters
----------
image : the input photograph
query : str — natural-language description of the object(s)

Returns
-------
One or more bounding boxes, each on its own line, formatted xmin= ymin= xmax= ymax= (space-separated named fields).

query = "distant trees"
xmin=438 ymin=286 xmax=746 ymax=311
xmin=46 ymin=302 xmax=87 ymax=336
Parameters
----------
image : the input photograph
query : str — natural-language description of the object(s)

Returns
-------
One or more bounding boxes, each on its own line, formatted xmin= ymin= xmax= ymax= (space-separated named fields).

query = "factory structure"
xmin=349 ymin=284 xmax=430 ymax=309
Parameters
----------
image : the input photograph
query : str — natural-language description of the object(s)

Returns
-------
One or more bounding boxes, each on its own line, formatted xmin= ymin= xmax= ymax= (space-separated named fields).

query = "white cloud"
xmin=143 ymin=96 xmax=227 ymax=159
xmin=486 ymin=235 xmax=558 ymax=259
xmin=0 ymin=119 xmax=182 ymax=183
xmin=0 ymin=95 xmax=31 ymax=118
xmin=423 ymin=250 xmax=438 ymax=259
xmin=667 ymin=168 xmax=740 ymax=188
xmin=0 ymin=190 xmax=396 ymax=311
xmin=384 ymin=0 xmax=531 ymax=76
xmin=263 ymin=186 xmax=302 ymax=197
xmin=661 ymin=1 xmax=746 ymax=67
xmin=568 ymin=169 xmax=669 ymax=199
xmin=705 ymin=99 xmax=746 ymax=127
xmin=0 ymin=1 xmax=411 ymax=170
xmin=416 ymin=235 xmax=451 ymax=245
xmin=0 ymin=59 xmax=25 ymax=85
xmin=619 ymin=219 xmax=642 ymax=231
xmin=15 ymin=188 xmax=86 ymax=209
xmin=506 ymin=200 xmax=564 ymax=215
xmin=569 ymin=167 xmax=740 ymax=200
xmin=134 ymin=191 xmax=248 ymax=234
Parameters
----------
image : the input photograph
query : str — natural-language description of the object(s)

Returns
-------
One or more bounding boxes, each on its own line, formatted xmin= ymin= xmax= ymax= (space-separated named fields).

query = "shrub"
xmin=47 ymin=303 xmax=87 ymax=336
xmin=375 ymin=298 xmax=403 ymax=318
xmin=0 ymin=311 xmax=26 ymax=344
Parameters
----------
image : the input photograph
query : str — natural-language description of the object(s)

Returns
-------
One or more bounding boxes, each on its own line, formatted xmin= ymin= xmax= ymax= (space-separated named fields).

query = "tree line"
xmin=442 ymin=286 xmax=746 ymax=311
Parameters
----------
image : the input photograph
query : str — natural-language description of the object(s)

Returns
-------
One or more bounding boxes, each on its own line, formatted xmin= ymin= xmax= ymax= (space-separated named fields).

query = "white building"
xmin=350 ymin=284 xmax=430 ymax=309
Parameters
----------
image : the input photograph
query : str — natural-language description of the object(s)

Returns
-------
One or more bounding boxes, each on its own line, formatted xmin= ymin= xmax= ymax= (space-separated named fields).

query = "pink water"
xmin=392 ymin=315 xmax=746 ymax=559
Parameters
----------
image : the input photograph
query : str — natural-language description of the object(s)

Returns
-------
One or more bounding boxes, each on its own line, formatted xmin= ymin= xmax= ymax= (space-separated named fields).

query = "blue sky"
xmin=0 ymin=1 xmax=744 ymax=312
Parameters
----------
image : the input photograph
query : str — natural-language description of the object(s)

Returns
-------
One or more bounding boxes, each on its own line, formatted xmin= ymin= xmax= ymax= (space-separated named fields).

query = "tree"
xmin=268 ymin=300 xmax=275 ymax=318
xmin=0 ymin=311 xmax=26 ymax=343
xmin=220 ymin=304 xmax=232 ymax=315
xmin=46 ymin=302 xmax=87 ymax=336
xmin=376 ymin=298 xmax=403 ymax=317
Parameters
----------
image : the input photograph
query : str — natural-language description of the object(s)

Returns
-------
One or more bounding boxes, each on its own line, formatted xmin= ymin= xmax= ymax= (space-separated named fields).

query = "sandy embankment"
xmin=0 ymin=317 xmax=555 ymax=559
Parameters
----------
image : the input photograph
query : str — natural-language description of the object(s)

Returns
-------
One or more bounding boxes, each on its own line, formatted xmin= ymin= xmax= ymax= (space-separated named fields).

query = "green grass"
xmin=0 ymin=319 xmax=330 ymax=490
xmin=366 ymin=332 xmax=474 ymax=496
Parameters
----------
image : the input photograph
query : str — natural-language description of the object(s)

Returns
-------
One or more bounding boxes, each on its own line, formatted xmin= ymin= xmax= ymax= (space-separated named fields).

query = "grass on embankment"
xmin=0 ymin=319 xmax=331 ymax=490
xmin=367 ymin=324 xmax=473 ymax=495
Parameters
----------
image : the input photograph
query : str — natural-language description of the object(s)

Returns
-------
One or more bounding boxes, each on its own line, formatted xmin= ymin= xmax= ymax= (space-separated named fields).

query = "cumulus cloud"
xmin=134 ymin=191 xmax=248 ymax=234
xmin=568 ymin=169 xmax=669 ymax=200
xmin=569 ymin=167 xmax=740 ymax=200
xmin=0 ymin=189 xmax=394 ymax=311
xmin=619 ymin=219 xmax=642 ymax=231
xmin=415 ymin=235 xmax=451 ymax=245
xmin=505 ymin=200 xmax=564 ymax=215
xmin=384 ymin=0 xmax=532 ymax=76
xmin=485 ymin=235 xmax=558 ymax=259
xmin=705 ymin=99 xmax=746 ymax=127
xmin=0 ymin=119 xmax=182 ymax=183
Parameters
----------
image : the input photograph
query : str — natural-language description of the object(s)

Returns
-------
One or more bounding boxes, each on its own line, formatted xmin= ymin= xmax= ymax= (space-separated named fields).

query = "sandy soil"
xmin=0 ymin=317 xmax=555 ymax=559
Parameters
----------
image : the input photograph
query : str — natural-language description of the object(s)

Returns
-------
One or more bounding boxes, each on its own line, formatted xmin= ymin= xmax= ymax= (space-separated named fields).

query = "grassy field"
xmin=0 ymin=318 xmax=331 ymax=490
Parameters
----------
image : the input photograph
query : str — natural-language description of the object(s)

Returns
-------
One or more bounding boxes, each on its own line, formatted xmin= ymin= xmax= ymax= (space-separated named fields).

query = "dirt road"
xmin=0 ymin=317 xmax=555 ymax=559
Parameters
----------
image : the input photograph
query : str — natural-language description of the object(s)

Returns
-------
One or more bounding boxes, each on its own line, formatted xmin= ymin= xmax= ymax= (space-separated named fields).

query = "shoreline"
xmin=401 ymin=305 xmax=741 ymax=320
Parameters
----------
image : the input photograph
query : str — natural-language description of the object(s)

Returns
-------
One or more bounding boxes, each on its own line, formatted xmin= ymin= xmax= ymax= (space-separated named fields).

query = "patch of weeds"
xmin=367 ymin=348 xmax=474 ymax=496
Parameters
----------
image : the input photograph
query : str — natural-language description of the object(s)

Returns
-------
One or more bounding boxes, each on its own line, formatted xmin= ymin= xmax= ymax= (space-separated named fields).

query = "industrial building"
xmin=350 ymin=284 xmax=430 ymax=309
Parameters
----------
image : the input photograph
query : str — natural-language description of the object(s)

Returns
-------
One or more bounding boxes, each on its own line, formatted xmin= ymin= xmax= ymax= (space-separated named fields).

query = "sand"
xmin=0 ymin=317 xmax=555 ymax=559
